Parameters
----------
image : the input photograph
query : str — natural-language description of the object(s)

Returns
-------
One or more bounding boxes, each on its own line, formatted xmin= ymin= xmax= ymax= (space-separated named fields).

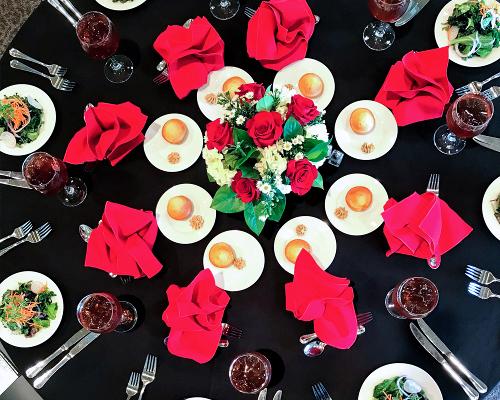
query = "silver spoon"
xmin=78 ymin=223 xmax=118 ymax=278
xmin=303 ymin=340 xmax=327 ymax=357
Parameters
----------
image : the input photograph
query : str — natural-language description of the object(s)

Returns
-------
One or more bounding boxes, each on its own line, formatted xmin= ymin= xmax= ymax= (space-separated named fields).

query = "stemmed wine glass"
xmin=363 ymin=0 xmax=410 ymax=51
xmin=434 ymin=92 xmax=494 ymax=155
xmin=22 ymin=152 xmax=87 ymax=207
xmin=77 ymin=292 xmax=138 ymax=333
xmin=209 ymin=0 xmax=240 ymax=20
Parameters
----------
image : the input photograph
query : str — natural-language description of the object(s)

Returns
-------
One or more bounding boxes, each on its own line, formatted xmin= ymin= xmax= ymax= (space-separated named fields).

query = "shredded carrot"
xmin=1 ymin=97 xmax=30 ymax=132
xmin=3 ymin=293 xmax=39 ymax=326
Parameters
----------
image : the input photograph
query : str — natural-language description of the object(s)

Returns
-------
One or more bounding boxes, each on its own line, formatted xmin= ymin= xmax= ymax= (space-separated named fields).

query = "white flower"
xmin=245 ymin=92 xmax=254 ymax=100
xmin=295 ymin=152 xmax=304 ymax=160
xmin=276 ymin=182 xmax=292 ymax=195
xmin=236 ymin=115 xmax=246 ymax=125
xmin=291 ymin=137 xmax=300 ymax=146
xmin=255 ymin=146 xmax=288 ymax=177
xmin=283 ymin=142 xmax=292 ymax=151
xmin=304 ymin=123 xmax=329 ymax=142
xmin=278 ymin=85 xmax=297 ymax=105
xmin=225 ymin=109 xmax=236 ymax=119
xmin=275 ymin=140 xmax=284 ymax=152
xmin=203 ymin=148 xmax=237 ymax=186
xmin=275 ymin=104 xmax=288 ymax=119
xmin=257 ymin=181 xmax=272 ymax=194
xmin=223 ymin=102 xmax=231 ymax=110
xmin=296 ymin=135 xmax=305 ymax=144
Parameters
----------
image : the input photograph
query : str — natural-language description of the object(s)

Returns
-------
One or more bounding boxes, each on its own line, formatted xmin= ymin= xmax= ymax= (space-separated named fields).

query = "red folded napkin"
xmin=153 ymin=16 xmax=224 ymax=99
xmin=375 ymin=47 xmax=454 ymax=126
xmin=285 ymin=250 xmax=357 ymax=349
xmin=382 ymin=192 xmax=473 ymax=269
xmin=246 ymin=0 xmax=315 ymax=71
xmin=64 ymin=102 xmax=147 ymax=166
xmin=85 ymin=201 xmax=163 ymax=279
xmin=162 ymin=269 xmax=230 ymax=364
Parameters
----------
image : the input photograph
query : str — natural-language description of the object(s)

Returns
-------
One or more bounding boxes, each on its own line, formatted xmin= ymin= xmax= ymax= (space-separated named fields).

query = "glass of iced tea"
xmin=434 ymin=92 xmax=494 ymax=155
xmin=77 ymin=292 xmax=138 ymax=334
xmin=229 ymin=352 xmax=271 ymax=394
xmin=385 ymin=277 xmax=439 ymax=319
xmin=22 ymin=152 xmax=87 ymax=207
xmin=363 ymin=0 xmax=410 ymax=51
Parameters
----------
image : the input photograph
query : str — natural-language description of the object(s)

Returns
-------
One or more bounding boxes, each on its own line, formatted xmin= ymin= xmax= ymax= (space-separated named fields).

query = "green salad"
xmin=373 ymin=376 xmax=428 ymax=400
xmin=0 ymin=281 xmax=58 ymax=338
xmin=444 ymin=0 xmax=500 ymax=59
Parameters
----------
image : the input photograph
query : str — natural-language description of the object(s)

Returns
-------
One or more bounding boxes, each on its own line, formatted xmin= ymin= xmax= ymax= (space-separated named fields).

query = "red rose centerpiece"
xmin=203 ymin=84 xmax=330 ymax=235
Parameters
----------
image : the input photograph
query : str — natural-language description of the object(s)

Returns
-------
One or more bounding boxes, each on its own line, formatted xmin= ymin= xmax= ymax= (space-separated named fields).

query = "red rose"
xmin=231 ymin=171 xmax=260 ymax=203
xmin=286 ymin=159 xmax=318 ymax=196
xmin=246 ymin=111 xmax=283 ymax=147
xmin=236 ymin=83 xmax=266 ymax=101
xmin=287 ymin=94 xmax=320 ymax=125
xmin=206 ymin=119 xmax=233 ymax=151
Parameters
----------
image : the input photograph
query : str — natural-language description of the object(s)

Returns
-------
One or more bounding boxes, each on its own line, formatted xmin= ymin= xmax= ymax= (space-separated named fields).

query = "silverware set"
xmin=426 ymin=173 xmax=440 ymax=268
xmin=124 ymin=354 xmax=157 ymax=400
xmin=0 ymin=169 xmax=32 ymax=189
xmin=410 ymin=319 xmax=487 ymax=400
xmin=0 ymin=222 xmax=52 ymax=257
xmin=312 ymin=382 xmax=332 ymax=400
xmin=473 ymin=134 xmax=500 ymax=152
xmin=455 ymin=72 xmax=500 ymax=96
xmin=466 ymin=265 xmax=499 ymax=300
xmin=9 ymin=49 xmax=75 ymax=92
xmin=258 ymin=388 xmax=282 ymax=400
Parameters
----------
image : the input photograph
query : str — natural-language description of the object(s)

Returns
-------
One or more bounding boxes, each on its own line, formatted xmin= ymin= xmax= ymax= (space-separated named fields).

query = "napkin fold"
xmin=246 ymin=0 xmax=315 ymax=71
xmin=382 ymin=192 xmax=473 ymax=268
xmin=85 ymin=201 xmax=163 ymax=279
xmin=375 ymin=47 xmax=454 ymax=126
xmin=64 ymin=102 xmax=147 ymax=166
xmin=162 ymin=269 xmax=230 ymax=364
xmin=153 ymin=16 xmax=225 ymax=99
xmin=285 ymin=250 xmax=357 ymax=349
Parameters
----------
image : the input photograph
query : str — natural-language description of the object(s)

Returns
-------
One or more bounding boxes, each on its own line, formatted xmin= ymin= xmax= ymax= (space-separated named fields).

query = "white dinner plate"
xmin=95 ymin=0 xmax=148 ymax=11
xmin=185 ymin=398 xmax=212 ymax=400
xmin=0 ymin=271 xmax=63 ymax=348
xmin=335 ymin=100 xmax=398 ymax=161
xmin=482 ymin=176 xmax=500 ymax=241
xmin=144 ymin=113 xmax=203 ymax=172
xmin=274 ymin=216 xmax=337 ymax=274
xmin=434 ymin=0 xmax=500 ymax=67
xmin=197 ymin=66 xmax=254 ymax=121
xmin=273 ymin=58 xmax=335 ymax=110
xmin=325 ymin=174 xmax=388 ymax=236
xmin=156 ymin=184 xmax=216 ymax=244
xmin=358 ymin=363 xmax=443 ymax=400
xmin=0 ymin=84 xmax=56 ymax=156
xmin=203 ymin=230 xmax=265 ymax=292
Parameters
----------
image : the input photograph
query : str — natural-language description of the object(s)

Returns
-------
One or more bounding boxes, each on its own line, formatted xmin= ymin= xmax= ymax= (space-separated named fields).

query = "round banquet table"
xmin=0 ymin=0 xmax=499 ymax=399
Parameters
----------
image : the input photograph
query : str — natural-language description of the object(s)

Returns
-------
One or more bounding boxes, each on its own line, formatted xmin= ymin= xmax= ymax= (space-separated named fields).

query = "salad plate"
xmin=435 ymin=0 xmax=500 ymax=67
xmin=482 ymin=175 xmax=500 ymax=240
xmin=94 ymin=0 xmax=148 ymax=11
xmin=0 ymin=84 xmax=56 ymax=156
xmin=358 ymin=363 xmax=443 ymax=400
xmin=0 ymin=271 xmax=63 ymax=348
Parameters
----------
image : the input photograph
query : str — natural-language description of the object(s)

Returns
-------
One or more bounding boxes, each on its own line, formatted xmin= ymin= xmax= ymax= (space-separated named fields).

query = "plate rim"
xmin=482 ymin=176 xmax=500 ymax=240
xmin=94 ymin=0 xmax=148 ymax=11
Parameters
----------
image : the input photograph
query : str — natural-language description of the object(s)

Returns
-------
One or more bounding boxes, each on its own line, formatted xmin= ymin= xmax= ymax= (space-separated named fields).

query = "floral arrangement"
xmin=203 ymin=83 xmax=330 ymax=235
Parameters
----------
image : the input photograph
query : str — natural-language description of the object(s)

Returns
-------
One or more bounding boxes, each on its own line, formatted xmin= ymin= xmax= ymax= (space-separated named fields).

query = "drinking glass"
xmin=76 ymin=11 xmax=133 ymax=83
xmin=76 ymin=292 xmax=138 ymax=333
xmin=229 ymin=352 xmax=271 ymax=394
xmin=22 ymin=152 xmax=87 ymax=207
xmin=209 ymin=0 xmax=240 ymax=20
xmin=385 ymin=277 xmax=439 ymax=319
xmin=363 ymin=0 xmax=410 ymax=51
xmin=434 ymin=92 xmax=494 ymax=155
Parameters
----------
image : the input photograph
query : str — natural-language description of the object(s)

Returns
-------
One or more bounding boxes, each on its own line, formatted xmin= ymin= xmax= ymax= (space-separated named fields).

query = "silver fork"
xmin=0 ymin=223 xmax=52 ymax=256
xmin=10 ymin=60 xmax=76 ymax=91
xmin=9 ymin=48 xmax=67 ymax=77
xmin=468 ymin=282 xmax=500 ymax=300
xmin=137 ymin=354 xmax=157 ymax=400
xmin=244 ymin=6 xmax=320 ymax=23
xmin=126 ymin=372 xmax=140 ymax=400
xmin=221 ymin=323 xmax=243 ymax=339
xmin=481 ymin=86 xmax=500 ymax=102
xmin=0 ymin=221 xmax=33 ymax=244
xmin=426 ymin=173 xmax=440 ymax=197
xmin=466 ymin=265 xmax=499 ymax=285
xmin=455 ymin=72 xmax=500 ymax=96
xmin=312 ymin=382 xmax=332 ymax=400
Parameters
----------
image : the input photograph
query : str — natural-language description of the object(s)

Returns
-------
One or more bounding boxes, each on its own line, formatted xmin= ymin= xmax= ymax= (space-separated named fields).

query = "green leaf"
xmin=223 ymin=151 xmax=239 ymax=170
xmin=244 ymin=202 xmax=266 ymax=235
xmin=32 ymin=318 xmax=50 ymax=328
xmin=256 ymin=95 xmax=274 ymax=112
xmin=283 ymin=116 xmax=303 ymax=140
xmin=240 ymin=164 xmax=260 ymax=179
xmin=305 ymin=141 xmax=329 ymax=162
xmin=268 ymin=195 xmax=286 ymax=222
xmin=233 ymin=128 xmax=252 ymax=147
xmin=211 ymin=186 xmax=245 ymax=213
xmin=312 ymin=172 xmax=323 ymax=190
xmin=235 ymin=148 xmax=258 ymax=169
xmin=207 ymin=172 xmax=215 ymax=183
xmin=44 ymin=303 xmax=58 ymax=320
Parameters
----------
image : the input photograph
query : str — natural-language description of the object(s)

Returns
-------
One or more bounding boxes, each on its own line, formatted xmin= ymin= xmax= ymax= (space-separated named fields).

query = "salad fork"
xmin=312 ymin=382 xmax=332 ymax=400
xmin=0 ymin=223 xmax=52 ymax=256
xmin=426 ymin=173 xmax=440 ymax=197
xmin=10 ymin=60 xmax=76 ymax=91
xmin=222 ymin=323 xmax=243 ymax=339
xmin=137 ymin=354 xmax=157 ymax=400
xmin=0 ymin=221 xmax=32 ymax=244
xmin=244 ymin=6 xmax=320 ymax=23
xmin=455 ymin=72 xmax=500 ymax=96
xmin=9 ymin=48 xmax=67 ymax=77
xmin=125 ymin=372 xmax=140 ymax=400
xmin=468 ymin=282 xmax=500 ymax=300
xmin=466 ymin=265 xmax=499 ymax=285
xmin=482 ymin=86 xmax=500 ymax=102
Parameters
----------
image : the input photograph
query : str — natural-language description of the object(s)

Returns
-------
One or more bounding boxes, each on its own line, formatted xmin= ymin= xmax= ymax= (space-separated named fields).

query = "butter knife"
xmin=395 ymin=0 xmax=431 ymax=27
xmin=417 ymin=319 xmax=487 ymax=393
xmin=26 ymin=328 xmax=90 ymax=378
xmin=258 ymin=388 xmax=267 ymax=400
xmin=410 ymin=323 xmax=479 ymax=400
xmin=273 ymin=390 xmax=282 ymax=400
xmin=473 ymin=134 xmax=500 ymax=152
xmin=0 ymin=170 xmax=23 ymax=180
xmin=33 ymin=332 xmax=100 ymax=389
xmin=0 ymin=178 xmax=32 ymax=189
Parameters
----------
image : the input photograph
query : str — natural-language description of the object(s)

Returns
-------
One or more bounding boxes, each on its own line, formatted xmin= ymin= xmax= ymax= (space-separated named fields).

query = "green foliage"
xmin=211 ymin=185 xmax=245 ymax=213
xmin=312 ymin=172 xmax=323 ymax=190
xmin=244 ymin=202 xmax=266 ymax=235
xmin=283 ymin=116 xmax=303 ymax=140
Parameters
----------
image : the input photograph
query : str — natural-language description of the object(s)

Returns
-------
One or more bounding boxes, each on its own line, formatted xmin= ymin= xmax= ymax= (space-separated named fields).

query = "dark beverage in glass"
xmin=229 ymin=352 xmax=271 ymax=394
xmin=385 ymin=277 xmax=439 ymax=319
xmin=22 ymin=152 xmax=68 ymax=195
xmin=446 ymin=93 xmax=494 ymax=139
xmin=76 ymin=11 xmax=119 ymax=60
xmin=368 ymin=0 xmax=410 ymax=22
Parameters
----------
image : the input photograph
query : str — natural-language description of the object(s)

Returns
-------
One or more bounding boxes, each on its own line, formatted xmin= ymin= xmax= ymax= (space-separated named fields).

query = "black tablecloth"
xmin=0 ymin=1 xmax=499 ymax=399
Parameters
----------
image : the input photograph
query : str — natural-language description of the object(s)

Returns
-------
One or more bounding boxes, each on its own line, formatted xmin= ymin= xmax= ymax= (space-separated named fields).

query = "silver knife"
xmin=258 ymin=388 xmax=267 ymax=400
xmin=473 ymin=134 xmax=500 ymax=152
xmin=273 ymin=390 xmax=282 ymax=400
xmin=0 ymin=178 xmax=32 ymax=189
xmin=410 ymin=323 xmax=479 ymax=400
xmin=33 ymin=332 xmax=100 ymax=389
xmin=0 ymin=170 xmax=24 ymax=180
xmin=395 ymin=0 xmax=431 ymax=27
xmin=26 ymin=328 xmax=90 ymax=378
xmin=417 ymin=319 xmax=487 ymax=393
